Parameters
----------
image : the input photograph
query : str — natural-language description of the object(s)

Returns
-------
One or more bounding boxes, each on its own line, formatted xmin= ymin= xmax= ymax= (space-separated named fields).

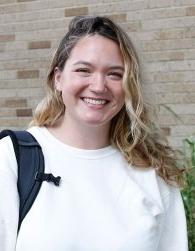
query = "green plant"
xmin=181 ymin=137 xmax=195 ymax=251
xmin=159 ymin=104 xmax=195 ymax=249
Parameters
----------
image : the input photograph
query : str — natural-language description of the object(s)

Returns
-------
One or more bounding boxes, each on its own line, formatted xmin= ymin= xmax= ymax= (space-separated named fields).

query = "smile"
xmin=82 ymin=98 xmax=108 ymax=105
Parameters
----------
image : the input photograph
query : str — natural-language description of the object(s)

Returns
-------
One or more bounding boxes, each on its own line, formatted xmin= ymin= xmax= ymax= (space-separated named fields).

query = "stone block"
xmin=16 ymin=108 xmax=33 ymax=117
xmin=0 ymin=34 xmax=15 ymax=42
xmin=0 ymin=0 xmax=15 ymax=4
xmin=90 ymin=1 xmax=147 ymax=14
xmin=106 ymin=14 xmax=127 ymax=23
xmin=17 ymin=70 xmax=39 ymax=79
xmin=64 ymin=7 xmax=88 ymax=17
xmin=28 ymin=41 xmax=51 ymax=49
xmin=186 ymin=6 xmax=195 ymax=16
xmin=0 ymin=108 xmax=16 ymax=117
xmin=4 ymin=98 xmax=27 ymax=108
xmin=171 ymin=125 xmax=195 ymax=137
xmin=156 ymin=93 xmax=195 ymax=104
xmin=144 ymin=51 xmax=184 ymax=62
xmin=121 ymin=21 xmax=142 ymax=32
xmin=17 ymin=0 xmax=36 ymax=2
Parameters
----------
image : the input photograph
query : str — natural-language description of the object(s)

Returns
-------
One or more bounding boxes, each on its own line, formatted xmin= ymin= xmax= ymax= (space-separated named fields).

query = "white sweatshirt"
xmin=0 ymin=126 xmax=188 ymax=251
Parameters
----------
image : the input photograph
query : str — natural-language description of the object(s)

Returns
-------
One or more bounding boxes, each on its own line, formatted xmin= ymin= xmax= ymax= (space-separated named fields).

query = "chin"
xmin=82 ymin=118 xmax=109 ymax=128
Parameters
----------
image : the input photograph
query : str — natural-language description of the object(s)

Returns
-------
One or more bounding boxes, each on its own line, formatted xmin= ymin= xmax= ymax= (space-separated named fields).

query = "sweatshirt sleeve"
xmin=0 ymin=136 xmax=19 ymax=251
xmin=157 ymin=184 xmax=188 ymax=251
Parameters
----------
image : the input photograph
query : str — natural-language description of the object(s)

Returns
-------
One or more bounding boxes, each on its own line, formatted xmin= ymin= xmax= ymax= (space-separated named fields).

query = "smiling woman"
xmin=53 ymin=34 xmax=125 ymax=140
xmin=0 ymin=16 xmax=188 ymax=251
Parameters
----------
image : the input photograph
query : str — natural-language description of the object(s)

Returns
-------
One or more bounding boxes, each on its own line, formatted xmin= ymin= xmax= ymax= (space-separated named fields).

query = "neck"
xmin=48 ymin=116 xmax=111 ymax=150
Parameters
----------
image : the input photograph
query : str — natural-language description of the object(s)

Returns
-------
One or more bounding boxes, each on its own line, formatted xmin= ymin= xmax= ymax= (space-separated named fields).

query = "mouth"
xmin=81 ymin=97 xmax=109 ymax=105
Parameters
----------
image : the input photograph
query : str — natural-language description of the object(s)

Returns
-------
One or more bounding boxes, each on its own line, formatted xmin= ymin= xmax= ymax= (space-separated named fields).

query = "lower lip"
xmin=81 ymin=99 xmax=108 ymax=109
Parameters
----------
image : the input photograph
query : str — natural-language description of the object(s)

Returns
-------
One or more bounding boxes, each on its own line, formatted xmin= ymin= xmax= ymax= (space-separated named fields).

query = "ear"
xmin=54 ymin=67 xmax=63 ymax=92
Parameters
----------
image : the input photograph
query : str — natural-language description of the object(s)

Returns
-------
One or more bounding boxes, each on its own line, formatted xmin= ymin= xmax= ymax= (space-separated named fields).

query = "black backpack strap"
xmin=15 ymin=130 xmax=45 ymax=232
xmin=0 ymin=130 xmax=45 ymax=231
xmin=0 ymin=129 xmax=61 ymax=232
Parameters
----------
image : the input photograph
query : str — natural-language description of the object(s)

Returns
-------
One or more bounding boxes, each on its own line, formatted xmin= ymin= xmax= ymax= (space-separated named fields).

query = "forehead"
xmin=67 ymin=34 xmax=124 ymax=66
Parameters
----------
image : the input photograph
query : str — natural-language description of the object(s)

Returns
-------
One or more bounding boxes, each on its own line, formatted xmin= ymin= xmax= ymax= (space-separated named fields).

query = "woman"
xmin=0 ymin=16 xmax=188 ymax=250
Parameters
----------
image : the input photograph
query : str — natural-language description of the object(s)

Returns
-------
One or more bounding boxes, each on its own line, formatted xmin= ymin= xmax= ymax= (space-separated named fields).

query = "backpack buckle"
xmin=35 ymin=172 xmax=61 ymax=186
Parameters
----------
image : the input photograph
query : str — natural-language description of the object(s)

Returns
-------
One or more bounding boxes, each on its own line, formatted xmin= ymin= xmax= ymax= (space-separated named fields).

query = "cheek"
xmin=60 ymin=81 xmax=86 ymax=105
xmin=115 ymin=85 xmax=125 ymax=103
xmin=115 ymin=88 xmax=125 ymax=112
xmin=63 ymin=75 xmax=88 ymax=94
xmin=118 ymin=97 xmax=125 ymax=112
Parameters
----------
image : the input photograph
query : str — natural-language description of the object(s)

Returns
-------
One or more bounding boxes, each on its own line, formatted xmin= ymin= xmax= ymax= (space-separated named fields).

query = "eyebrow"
xmin=73 ymin=61 xmax=124 ymax=71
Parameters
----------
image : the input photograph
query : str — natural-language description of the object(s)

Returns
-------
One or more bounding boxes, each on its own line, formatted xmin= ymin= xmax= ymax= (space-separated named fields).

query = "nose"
xmin=89 ymin=74 xmax=107 ymax=93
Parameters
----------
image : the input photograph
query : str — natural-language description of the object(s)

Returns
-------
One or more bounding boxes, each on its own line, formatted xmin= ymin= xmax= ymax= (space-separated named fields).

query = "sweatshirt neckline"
xmin=33 ymin=126 xmax=117 ymax=159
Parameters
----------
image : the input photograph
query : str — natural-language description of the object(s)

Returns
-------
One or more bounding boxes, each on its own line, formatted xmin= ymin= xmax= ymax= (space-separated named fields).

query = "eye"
xmin=75 ymin=68 xmax=90 ymax=74
xmin=108 ymin=72 xmax=123 ymax=80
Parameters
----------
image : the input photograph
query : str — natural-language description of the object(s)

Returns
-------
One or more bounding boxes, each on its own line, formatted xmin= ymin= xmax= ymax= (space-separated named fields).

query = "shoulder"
xmin=28 ymin=126 xmax=46 ymax=137
xmin=0 ymin=133 xmax=13 ymax=149
xmin=0 ymin=133 xmax=18 ymax=178
xmin=27 ymin=126 xmax=50 ymax=147
xmin=28 ymin=126 xmax=56 ymax=144
xmin=126 ymin=166 xmax=181 ymax=212
xmin=0 ymin=135 xmax=16 ymax=164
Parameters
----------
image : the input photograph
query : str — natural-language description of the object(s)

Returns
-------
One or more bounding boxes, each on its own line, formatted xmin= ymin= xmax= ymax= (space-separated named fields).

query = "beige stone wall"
xmin=0 ymin=0 xmax=195 ymax=147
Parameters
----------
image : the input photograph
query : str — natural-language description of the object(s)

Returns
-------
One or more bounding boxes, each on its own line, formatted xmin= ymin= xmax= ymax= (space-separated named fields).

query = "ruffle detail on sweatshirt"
xmin=115 ymin=167 xmax=166 ymax=233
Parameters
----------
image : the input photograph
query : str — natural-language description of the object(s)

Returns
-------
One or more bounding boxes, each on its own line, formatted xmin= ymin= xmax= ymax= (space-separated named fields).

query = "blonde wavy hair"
xmin=30 ymin=15 xmax=185 ymax=187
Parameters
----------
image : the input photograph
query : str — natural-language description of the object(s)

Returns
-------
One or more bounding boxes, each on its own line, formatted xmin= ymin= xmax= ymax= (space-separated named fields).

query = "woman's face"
xmin=55 ymin=34 xmax=125 ymax=129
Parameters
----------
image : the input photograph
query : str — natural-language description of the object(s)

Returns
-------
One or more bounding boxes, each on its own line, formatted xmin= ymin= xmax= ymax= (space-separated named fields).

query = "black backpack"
xmin=0 ymin=130 xmax=61 ymax=232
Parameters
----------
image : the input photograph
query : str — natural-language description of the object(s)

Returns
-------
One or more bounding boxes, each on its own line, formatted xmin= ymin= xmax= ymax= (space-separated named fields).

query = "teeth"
xmin=83 ymin=98 xmax=107 ymax=105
